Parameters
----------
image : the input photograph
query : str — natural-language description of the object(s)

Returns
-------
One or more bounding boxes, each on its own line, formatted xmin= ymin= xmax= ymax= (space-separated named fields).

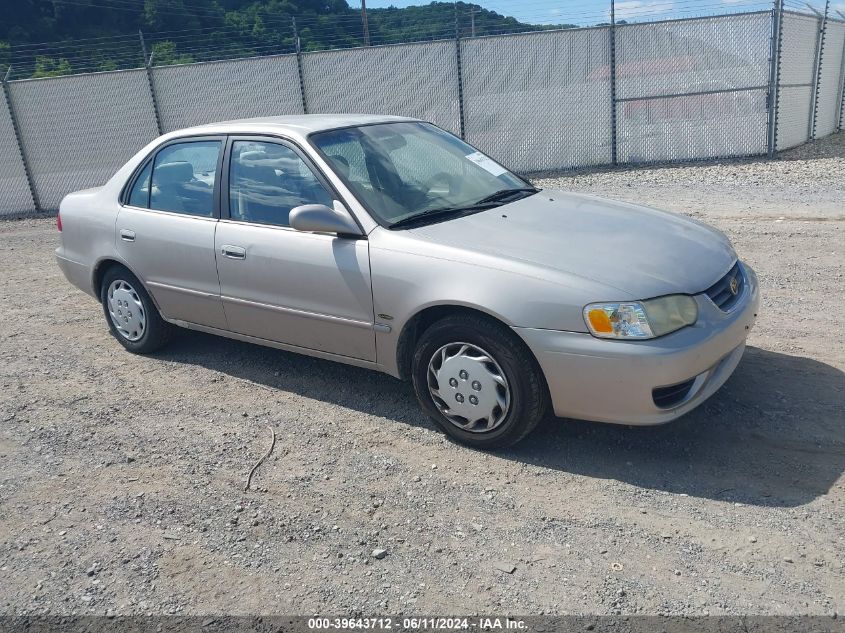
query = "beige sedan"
xmin=56 ymin=115 xmax=759 ymax=448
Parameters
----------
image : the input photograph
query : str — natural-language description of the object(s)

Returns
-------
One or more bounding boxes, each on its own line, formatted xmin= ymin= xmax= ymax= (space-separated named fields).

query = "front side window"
xmin=149 ymin=140 xmax=221 ymax=217
xmin=228 ymin=140 xmax=333 ymax=227
xmin=310 ymin=122 xmax=532 ymax=227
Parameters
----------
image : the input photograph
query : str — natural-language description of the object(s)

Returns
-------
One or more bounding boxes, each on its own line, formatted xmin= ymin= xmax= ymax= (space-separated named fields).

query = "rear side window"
xmin=127 ymin=161 xmax=152 ymax=208
xmin=148 ymin=141 xmax=221 ymax=217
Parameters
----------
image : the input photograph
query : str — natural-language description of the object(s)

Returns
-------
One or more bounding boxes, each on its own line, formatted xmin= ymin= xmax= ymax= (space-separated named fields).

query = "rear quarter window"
xmin=127 ymin=161 xmax=152 ymax=208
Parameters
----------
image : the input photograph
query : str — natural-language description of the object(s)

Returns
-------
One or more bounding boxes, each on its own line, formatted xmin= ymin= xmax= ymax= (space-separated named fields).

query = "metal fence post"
xmin=609 ymin=0 xmax=619 ymax=165
xmin=139 ymin=31 xmax=164 ymax=135
xmin=767 ymin=0 xmax=784 ymax=156
xmin=292 ymin=18 xmax=309 ymax=114
xmin=454 ymin=3 xmax=466 ymax=140
xmin=361 ymin=0 xmax=371 ymax=47
xmin=2 ymin=67 xmax=41 ymax=213
xmin=808 ymin=1 xmax=829 ymax=140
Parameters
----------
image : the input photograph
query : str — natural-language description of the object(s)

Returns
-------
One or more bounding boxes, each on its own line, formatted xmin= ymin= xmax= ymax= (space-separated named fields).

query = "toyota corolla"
xmin=56 ymin=115 xmax=759 ymax=448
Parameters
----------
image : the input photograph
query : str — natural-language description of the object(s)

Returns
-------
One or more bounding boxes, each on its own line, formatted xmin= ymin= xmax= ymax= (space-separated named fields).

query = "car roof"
xmin=180 ymin=114 xmax=420 ymax=137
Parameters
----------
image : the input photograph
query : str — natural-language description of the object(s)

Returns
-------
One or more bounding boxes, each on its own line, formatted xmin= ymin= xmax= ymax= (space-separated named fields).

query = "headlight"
xmin=583 ymin=295 xmax=698 ymax=339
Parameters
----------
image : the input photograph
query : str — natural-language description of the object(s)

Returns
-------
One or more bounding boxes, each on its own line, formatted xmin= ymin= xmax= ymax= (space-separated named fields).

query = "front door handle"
xmin=120 ymin=229 xmax=136 ymax=242
xmin=221 ymin=245 xmax=246 ymax=260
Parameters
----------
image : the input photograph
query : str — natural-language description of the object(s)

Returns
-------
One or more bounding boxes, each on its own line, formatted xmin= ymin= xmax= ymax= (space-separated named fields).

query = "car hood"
xmin=407 ymin=190 xmax=736 ymax=299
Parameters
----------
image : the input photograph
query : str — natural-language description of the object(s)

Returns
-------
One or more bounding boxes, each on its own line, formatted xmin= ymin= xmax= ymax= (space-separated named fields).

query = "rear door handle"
xmin=120 ymin=229 xmax=135 ymax=242
xmin=221 ymin=245 xmax=246 ymax=260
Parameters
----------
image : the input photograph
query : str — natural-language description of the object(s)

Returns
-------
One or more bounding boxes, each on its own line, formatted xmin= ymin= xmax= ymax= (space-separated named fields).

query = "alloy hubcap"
xmin=107 ymin=279 xmax=146 ymax=342
xmin=427 ymin=342 xmax=511 ymax=433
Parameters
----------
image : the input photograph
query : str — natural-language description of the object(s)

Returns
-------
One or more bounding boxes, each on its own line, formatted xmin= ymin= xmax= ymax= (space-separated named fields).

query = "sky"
xmin=360 ymin=0 xmax=839 ymax=26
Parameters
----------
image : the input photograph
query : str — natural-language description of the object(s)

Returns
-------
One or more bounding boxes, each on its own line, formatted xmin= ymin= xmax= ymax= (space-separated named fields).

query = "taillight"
xmin=57 ymin=212 xmax=62 ymax=232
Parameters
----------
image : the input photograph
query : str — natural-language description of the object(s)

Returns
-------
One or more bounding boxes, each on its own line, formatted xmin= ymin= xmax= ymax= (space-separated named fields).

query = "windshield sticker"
xmin=465 ymin=151 xmax=508 ymax=176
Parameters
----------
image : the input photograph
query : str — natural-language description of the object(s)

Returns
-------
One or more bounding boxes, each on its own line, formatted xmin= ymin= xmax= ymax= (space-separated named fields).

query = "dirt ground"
xmin=0 ymin=134 xmax=843 ymax=618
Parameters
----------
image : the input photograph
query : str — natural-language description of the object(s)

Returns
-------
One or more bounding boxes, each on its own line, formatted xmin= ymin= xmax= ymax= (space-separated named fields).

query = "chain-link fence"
xmin=154 ymin=55 xmax=305 ymax=132
xmin=815 ymin=19 xmax=845 ymax=138
xmin=302 ymin=40 xmax=462 ymax=136
xmin=616 ymin=12 xmax=772 ymax=162
xmin=462 ymin=28 xmax=612 ymax=172
xmin=7 ymin=70 xmax=160 ymax=211
xmin=1 ymin=5 xmax=844 ymax=216
xmin=0 ymin=84 xmax=35 ymax=215
xmin=776 ymin=11 xmax=822 ymax=150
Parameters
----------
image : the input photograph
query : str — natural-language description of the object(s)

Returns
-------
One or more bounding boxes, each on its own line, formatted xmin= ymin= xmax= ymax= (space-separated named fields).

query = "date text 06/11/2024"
xmin=307 ymin=617 xmax=528 ymax=630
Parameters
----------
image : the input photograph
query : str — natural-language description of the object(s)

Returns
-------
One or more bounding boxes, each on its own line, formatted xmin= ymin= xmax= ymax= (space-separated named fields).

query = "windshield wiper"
xmin=388 ymin=204 xmax=494 ymax=229
xmin=474 ymin=187 xmax=538 ymax=205
xmin=387 ymin=188 xmax=539 ymax=229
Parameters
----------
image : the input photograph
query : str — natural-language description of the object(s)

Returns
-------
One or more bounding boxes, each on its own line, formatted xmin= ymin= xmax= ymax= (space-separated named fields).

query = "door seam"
xmin=212 ymin=220 xmax=232 ymax=330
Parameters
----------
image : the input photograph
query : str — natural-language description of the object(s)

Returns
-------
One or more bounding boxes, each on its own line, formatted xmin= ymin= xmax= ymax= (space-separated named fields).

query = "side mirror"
xmin=289 ymin=201 xmax=363 ymax=236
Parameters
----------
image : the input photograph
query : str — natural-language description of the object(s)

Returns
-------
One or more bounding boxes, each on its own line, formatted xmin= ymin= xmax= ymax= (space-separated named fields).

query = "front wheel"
xmin=100 ymin=266 xmax=173 ymax=354
xmin=411 ymin=314 xmax=549 ymax=449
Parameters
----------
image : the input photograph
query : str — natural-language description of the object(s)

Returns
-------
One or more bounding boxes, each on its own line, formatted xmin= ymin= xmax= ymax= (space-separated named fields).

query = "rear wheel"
xmin=412 ymin=313 xmax=548 ymax=449
xmin=100 ymin=266 xmax=173 ymax=354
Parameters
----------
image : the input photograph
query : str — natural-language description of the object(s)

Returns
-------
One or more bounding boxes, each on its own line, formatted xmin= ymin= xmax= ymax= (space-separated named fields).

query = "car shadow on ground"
xmin=159 ymin=334 xmax=843 ymax=508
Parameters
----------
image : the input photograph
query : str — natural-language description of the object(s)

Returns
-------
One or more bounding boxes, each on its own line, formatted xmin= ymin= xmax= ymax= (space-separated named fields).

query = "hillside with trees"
xmin=0 ymin=0 xmax=576 ymax=78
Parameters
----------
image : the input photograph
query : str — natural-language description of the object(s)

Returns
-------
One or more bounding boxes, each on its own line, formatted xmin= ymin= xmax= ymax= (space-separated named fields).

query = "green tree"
xmin=32 ymin=56 xmax=72 ymax=77
xmin=0 ymin=41 xmax=10 ymax=76
xmin=150 ymin=41 xmax=195 ymax=66
xmin=143 ymin=0 xmax=201 ymax=33
xmin=2 ymin=0 xmax=580 ymax=78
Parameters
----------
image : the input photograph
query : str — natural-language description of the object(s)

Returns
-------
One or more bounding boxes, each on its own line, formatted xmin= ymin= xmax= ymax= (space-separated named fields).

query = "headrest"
xmin=235 ymin=162 xmax=277 ymax=183
xmin=154 ymin=161 xmax=193 ymax=185
xmin=238 ymin=150 xmax=268 ymax=163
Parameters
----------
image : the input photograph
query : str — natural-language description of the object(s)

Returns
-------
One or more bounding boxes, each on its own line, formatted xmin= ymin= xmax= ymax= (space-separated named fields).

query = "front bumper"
xmin=515 ymin=262 xmax=760 ymax=425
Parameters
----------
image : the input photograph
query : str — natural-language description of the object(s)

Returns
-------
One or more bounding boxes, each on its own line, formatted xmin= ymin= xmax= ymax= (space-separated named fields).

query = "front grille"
xmin=705 ymin=262 xmax=744 ymax=312
xmin=652 ymin=378 xmax=696 ymax=409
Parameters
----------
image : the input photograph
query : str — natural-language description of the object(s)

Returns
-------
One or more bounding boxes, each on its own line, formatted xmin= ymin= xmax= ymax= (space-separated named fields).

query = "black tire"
xmin=100 ymin=265 xmax=173 ymax=354
xmin=411 ymin=313 xmax=549 ymax=449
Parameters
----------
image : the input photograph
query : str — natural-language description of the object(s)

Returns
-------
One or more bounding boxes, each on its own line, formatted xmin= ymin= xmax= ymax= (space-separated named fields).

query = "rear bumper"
xmin=515 ymin=262 xmax=760 ymax=425
xmin=56 ymin=249 xmax=95 ymax=298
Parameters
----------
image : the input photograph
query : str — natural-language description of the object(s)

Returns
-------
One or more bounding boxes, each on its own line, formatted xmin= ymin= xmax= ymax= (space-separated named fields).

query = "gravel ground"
xmin=534 ymin=132 xmax=845 ymax=221
xmin=0 ymin=134 xmax=843 ymax=618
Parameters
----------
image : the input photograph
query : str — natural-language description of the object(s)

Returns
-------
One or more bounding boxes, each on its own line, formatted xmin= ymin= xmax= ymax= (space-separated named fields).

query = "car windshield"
xmin=310 ymin=122 xmax=534 ymax=227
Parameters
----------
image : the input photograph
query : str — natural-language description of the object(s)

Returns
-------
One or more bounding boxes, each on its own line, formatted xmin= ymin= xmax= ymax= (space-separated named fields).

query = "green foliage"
xmin=143 ymin=0 xmax=220 ymax=32
xmin=151 ymin=41 xmax=195 ymax=66
xmin=32 ymin=56 xmax=73 ymax=78
xmin=0 ymin=41 xmax=10 ymax=76
xmin=97 ymin=59 xmax=120 ymax=73
xmin=366 ymin=1 xmax=576 ymax=41
xmin=1 ymin=0 xmax=577 ymax=78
